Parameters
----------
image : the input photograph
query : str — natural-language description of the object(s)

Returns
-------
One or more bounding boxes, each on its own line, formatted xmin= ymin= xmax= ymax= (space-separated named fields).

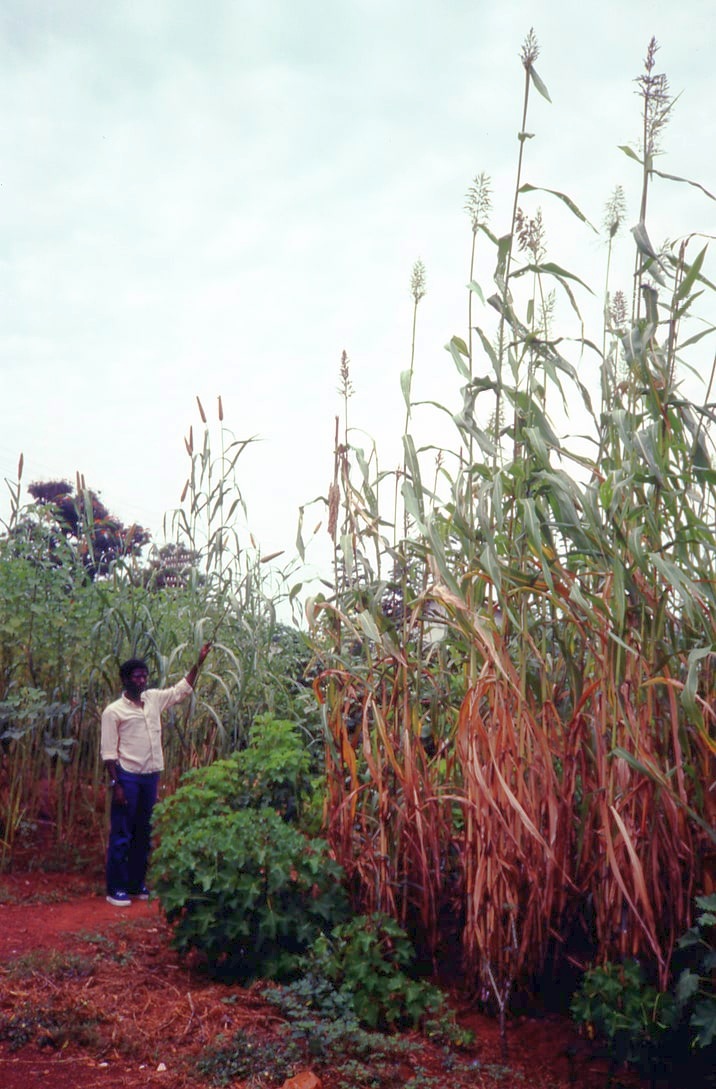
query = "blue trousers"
xmin=105 ymin=768 xmax=159 ymax=896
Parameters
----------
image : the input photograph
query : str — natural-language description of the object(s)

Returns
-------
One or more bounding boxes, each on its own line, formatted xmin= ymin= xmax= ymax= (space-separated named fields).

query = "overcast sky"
xmin=1 ymin=1 xmax=714 ymax=597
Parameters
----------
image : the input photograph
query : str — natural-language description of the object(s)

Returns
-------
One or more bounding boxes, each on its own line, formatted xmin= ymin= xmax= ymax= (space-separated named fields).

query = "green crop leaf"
xmin=618 ymin=144 xmax=642 ymax=162
xmin=400 ymin=368 xmax=412 ymax=410
xmin=675 ymin=245 xmax=708 ymax=302
xmin=529 ymin=65 xmax=551 ymax=102
xmin=468 ymin=278 xmax=486 ymax=304
xmin=447 ymin=335 xmax=471 ymax=379
xmin=519 ymin=183 xmax=597 ymax=231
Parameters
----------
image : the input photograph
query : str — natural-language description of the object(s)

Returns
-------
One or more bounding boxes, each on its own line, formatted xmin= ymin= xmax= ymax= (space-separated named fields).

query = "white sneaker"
xmin=106 ymin=891 xmax=131 ymax=907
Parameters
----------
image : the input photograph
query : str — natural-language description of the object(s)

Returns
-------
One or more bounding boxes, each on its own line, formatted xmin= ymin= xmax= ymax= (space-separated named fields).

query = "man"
xmin=101 ymin=642 xmax=211 ymax=906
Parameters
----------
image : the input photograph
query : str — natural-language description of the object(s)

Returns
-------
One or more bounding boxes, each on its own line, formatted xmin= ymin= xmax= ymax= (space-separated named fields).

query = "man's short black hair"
xmin=119 ymin=658 xmax=149 ymax=684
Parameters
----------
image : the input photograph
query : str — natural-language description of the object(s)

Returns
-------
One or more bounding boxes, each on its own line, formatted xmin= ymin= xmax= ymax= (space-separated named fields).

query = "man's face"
xmin=125 ymin=667 xmax=149 ymax=699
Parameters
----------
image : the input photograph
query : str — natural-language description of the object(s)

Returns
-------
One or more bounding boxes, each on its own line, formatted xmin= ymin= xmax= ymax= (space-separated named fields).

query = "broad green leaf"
xmin=402 ymin=433 xmax=423 ymax=494
xmin=675 ymin=969 xmax=699 ymax=1004
xmin=426 ymin=518 xmax=461 ymax=595
xmin=691 ymin=1000 xmax=716 ymax=1048
xmin=682 ymin=646 xmax=711 ymax=724
xmin=507 ymin=388 xmax=560 ymax=446
xmin=512 ymin=260 xmax=594 ymax=294
xmin=402 ymin=479 xmax=425 ymax=528
xmin=519 ymin=183 xmax=597 ymax=231
xmin=524 ymin=426 xmax=551 ymax=466
xmin=631 ymin=221 xmax=661 ymax=261
xmin=631 ymin=222 xmax=668 ymax=285
xmin=475 ymin=326 xmax=501 ymax=378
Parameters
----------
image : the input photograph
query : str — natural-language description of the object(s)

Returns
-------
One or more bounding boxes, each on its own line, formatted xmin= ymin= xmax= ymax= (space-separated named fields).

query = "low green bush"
xmin=571 ymin=895 xmax=716 ymax=1082
xmin=150 ymin=807 xmax=348 ymax=980
xmin=570 ymin=959 xmax=676 ymax=1073
xmin=295 ymin=912 xmax=445 ymax=1030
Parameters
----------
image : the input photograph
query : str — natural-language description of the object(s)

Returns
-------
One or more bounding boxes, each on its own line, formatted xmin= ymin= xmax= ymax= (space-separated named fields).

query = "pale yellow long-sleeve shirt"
xmin=100 ymin=678 xmax=192 ymax=774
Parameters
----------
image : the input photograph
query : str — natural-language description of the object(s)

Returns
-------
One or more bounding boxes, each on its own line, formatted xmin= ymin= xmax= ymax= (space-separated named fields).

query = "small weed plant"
xmin=250 ymin=913 xmax=474 ymax=1087
xmin=0 ymin=999 xmax=102 ymax=1051
xmin=197 ymin=1029 xmax=302 ymax=1087
xmin=6 ymin=949 xmax=96 ymax=981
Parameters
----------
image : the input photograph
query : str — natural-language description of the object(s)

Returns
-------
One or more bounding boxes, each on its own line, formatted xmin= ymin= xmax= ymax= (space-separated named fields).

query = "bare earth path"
xmin=0 ymin=870 xmax=646 ymax=1089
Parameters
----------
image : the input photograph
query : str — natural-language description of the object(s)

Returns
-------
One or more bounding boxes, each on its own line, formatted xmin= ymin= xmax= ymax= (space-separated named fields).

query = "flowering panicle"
xmin=636 ymin=36 xmax=674 ymax=157
xmin=520 ymin=27 xmax=539 ymax=70
xmin=465 ymin=172 xmax=492 ymax=233
xmin=337 ymin=350 xmax=354 ymax=400
xmin=515 ymin=207 xmax=546 ymax=262
xmin=410 ymin=259 xmax=427 ymax=303
xmin=603 ymin=186 xmax=627 ymax=240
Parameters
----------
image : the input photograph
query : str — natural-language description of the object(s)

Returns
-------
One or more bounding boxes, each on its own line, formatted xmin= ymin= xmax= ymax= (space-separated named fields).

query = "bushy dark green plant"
xmin=570 ymin=959 xmax=676 ymax=1073
xmin=150 ymin=807 xmax=348 ymax=980
xmin=675 ymin=892 xmax=716 ymax=1049
xmin=153 ymin=751 xmax=245 ymax=830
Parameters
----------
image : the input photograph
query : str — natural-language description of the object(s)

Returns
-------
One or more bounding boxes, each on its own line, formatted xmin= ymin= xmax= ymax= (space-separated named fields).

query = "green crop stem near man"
xmin=101 ymin=642 xmax=212 ymax=906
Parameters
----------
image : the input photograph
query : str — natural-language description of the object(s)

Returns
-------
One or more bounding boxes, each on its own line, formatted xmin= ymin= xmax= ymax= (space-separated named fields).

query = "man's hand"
xmin=186 ymin=642 xmax=212 ymax=688
xmin=112 ymin=782 xmax=127 ymax=807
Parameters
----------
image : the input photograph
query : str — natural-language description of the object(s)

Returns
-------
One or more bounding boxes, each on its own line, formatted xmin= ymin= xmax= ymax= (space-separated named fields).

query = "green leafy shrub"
xmin=675 ymin=892 xmax=716 ymax=1049
xmin=570 ymin=959 xmax=676 ymax=1073
xmin=150 ymin=807 xmax=348 ymax=980
xmin=291 ymin=912 xmax=446 ymax=1030
xmin=232 ymin=713 xmax=313 ymax=819
xmin=153 ymin=713 xmax=313 ymax=834
xmin=153 ymin=751 xmax=244 ymax=829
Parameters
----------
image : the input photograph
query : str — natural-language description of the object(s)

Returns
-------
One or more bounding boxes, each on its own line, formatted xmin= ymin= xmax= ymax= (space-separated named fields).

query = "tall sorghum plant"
xmin=312 ymin=31 xmax=716 ymax=1014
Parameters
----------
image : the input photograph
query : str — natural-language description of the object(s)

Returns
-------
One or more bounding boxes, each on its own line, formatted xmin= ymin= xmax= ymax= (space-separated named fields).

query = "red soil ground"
xmin=0 ymin=869 xmax=648 ymax=1089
